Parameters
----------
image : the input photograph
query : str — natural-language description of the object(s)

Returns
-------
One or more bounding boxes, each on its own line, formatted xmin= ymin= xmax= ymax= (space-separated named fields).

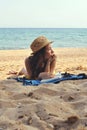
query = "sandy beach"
xmin=0 ymin=48 xmax=87 ymax=130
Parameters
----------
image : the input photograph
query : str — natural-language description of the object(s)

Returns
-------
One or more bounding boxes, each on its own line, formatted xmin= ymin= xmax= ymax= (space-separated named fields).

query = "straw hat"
xmin=30 ymin=36 xmax=53 ymax=53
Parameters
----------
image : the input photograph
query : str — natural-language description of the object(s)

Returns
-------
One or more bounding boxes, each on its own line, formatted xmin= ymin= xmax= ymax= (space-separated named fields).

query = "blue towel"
xmin=13 ymin=73 xmax=87 ymax=86
xmin=41 ymin=73 xmax=87 ymax=84
xmin=15 ymin=77 xmax=41 ymax=86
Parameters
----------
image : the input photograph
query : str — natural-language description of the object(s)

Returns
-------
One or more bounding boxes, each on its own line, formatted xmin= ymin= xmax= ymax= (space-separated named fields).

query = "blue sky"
xmin=0 ymin=0 xmax=87 ymax=28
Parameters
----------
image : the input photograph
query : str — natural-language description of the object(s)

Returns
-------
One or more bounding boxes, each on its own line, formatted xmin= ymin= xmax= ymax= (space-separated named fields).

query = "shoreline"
xmin=0 ymin=47 xmax=87 ymax=51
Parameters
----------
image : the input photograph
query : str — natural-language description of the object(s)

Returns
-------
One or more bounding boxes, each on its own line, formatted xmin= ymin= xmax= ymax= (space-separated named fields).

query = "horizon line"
xmin=0 ymin=27 xmax=87 ymax=29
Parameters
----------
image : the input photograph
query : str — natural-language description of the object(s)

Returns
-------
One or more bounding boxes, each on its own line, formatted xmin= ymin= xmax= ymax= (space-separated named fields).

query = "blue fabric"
xmin=15 ymin=77 xmax=41 ymax=86
xmin=13 ymin=73 xmax=87 ymax=86
xmin=41 ymin=73 xmax=87 ymax=84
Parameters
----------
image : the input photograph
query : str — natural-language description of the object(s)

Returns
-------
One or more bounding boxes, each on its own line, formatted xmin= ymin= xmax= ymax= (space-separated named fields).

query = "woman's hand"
xmin=51 ymin=54 xmax=57 ymax=61
xmin=47 ymin=54 xmax=57 ymax=64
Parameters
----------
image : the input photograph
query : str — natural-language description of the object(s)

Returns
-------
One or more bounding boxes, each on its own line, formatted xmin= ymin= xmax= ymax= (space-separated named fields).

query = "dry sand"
xmin=0 ymin=48 xmax=87 ymax=130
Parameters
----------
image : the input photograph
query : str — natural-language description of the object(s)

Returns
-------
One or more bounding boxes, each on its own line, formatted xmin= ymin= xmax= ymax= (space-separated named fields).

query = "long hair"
xmin=27 ymin=46 xmax=47 ymax=79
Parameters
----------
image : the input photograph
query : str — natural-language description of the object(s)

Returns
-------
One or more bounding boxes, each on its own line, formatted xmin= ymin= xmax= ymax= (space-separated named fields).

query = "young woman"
xmin=9 ymin=36 xmax=57 ymax=80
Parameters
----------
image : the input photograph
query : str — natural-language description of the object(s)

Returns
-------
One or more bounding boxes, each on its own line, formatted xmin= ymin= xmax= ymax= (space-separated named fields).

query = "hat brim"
xmin=33 ymin=41 xmax=54 ymax=53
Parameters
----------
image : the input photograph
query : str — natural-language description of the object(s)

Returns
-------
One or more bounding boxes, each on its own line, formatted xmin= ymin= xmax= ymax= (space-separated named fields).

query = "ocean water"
xmin=0 ymin=28 xmax=87 ymax=50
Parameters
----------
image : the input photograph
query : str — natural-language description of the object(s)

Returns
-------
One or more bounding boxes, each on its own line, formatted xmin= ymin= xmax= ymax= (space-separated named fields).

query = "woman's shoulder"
xmin=25 ymin=56 xmax=31 ymax=63
xmin=25 ymin=57 xmax=32 ymax=77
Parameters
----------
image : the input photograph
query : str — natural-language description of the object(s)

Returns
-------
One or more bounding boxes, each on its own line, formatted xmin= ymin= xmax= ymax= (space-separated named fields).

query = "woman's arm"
xmin=50 ymin=54 xmax=57 ymax=74
xmin=44 ymin=59 xmax=51 ymax=72
xmin=38 ymin=54 xmax=57 ymax=80
xmin=44 ymin=54 xmax=57 ymax=74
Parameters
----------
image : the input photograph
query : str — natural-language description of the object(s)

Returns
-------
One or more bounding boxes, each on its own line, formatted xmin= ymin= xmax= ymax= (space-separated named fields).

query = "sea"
xmin=0 ymin=28 xmax=87 ymax=50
